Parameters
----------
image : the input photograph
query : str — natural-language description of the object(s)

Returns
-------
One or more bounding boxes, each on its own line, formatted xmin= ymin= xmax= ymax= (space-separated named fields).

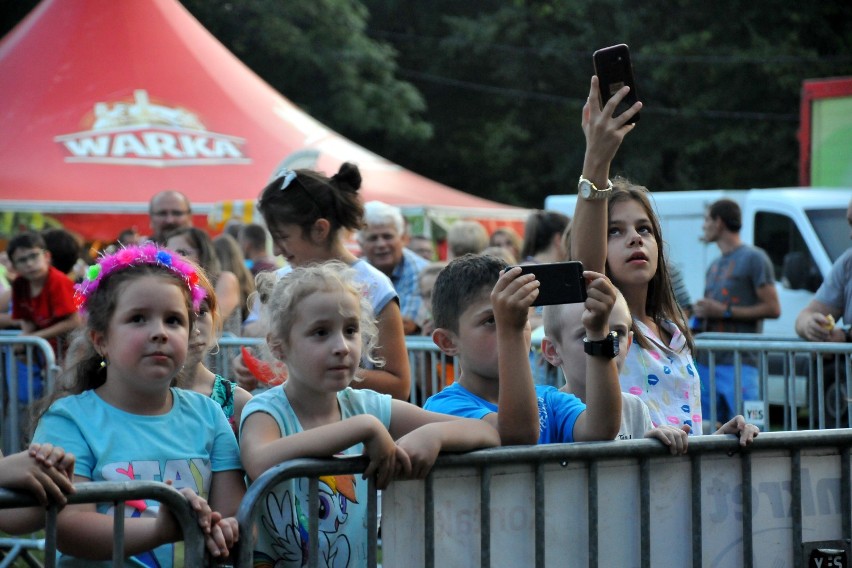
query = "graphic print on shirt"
xmin=97 ymin=459 xmax=211 ymax=568
xmin=101 ymin=458 xmax=212 ymax=515
xmin=256 ymin=475 xmax=358 ymax=567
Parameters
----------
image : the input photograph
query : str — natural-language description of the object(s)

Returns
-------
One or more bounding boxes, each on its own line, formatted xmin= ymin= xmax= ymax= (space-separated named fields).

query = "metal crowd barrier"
xmin=404 ymin=335 xmax=458 ymax=407
xmin=0 ymin=335 xmax=60 ymax=456
xmin=233 ymin=430 xmax=852 ymax=567
xmin=695 ymin=334 xmax=852 ymax=431
xmin=214 ymin=333 xmax=852 ymax=432
xmin=0 ymin=481 xmax=207 ymax=567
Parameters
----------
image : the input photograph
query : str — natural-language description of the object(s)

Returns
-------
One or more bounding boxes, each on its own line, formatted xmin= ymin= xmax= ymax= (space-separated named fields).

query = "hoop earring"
xmin=209 ymin=342 xmax=220 ymax=356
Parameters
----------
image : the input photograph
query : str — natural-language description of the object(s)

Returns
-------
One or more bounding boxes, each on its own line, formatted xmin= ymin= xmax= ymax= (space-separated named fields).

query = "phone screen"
xmin=593 ymin=43 xmax=640 ymax=123
xmin=515 ymin=261 xmax=587 ymax=306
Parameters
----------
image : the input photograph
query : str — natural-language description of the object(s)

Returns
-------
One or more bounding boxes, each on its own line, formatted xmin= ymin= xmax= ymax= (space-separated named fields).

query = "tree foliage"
xmin=180 ymin=0 xmax=432 ymax=143
xmin=361 ymin=0 xmax=852 ymax=206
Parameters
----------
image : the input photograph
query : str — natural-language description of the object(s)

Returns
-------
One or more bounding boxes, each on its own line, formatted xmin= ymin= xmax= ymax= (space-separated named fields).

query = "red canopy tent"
xmin=0 ymin=0 xmax=527 ymax=244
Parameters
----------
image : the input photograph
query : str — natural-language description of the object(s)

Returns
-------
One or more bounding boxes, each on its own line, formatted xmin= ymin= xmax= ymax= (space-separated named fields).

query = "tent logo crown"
xmin=53 ymin=90 xmax=250 ymax=168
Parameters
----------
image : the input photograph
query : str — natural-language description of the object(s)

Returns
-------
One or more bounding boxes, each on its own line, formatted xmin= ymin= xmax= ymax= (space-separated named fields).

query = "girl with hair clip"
xmin=32 ymin=245 xmax=245 ymax=565
xmin=240 ymin=262 xmax=500 ymax=566
xmin=239 ymin=162 xmax=411 ymax=400
xmin=175 ymin=268 xmax=252 ymax=436
xmin=570 ymin=77 xmax=703 ymax=432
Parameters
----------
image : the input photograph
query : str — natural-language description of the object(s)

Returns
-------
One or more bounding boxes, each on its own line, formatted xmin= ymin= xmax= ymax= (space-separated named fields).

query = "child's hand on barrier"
xmin=715 ymin=415 xmax=760 ymax=446
xmin=29 ymin=442 xmax=76 ymax=481
xmin=180 ymin=486 xmax=214 ymax=535
xmin=0 ymin=446 xmax=76 ymax=506
xmin=645 ymin=424 xmax=690 ymax=455
xmin=205 ymin=513 xmax=239 ymax=559
xmin=492 ymin=266 xmax=538 ymax=330
xmin=582 ymin=271 xmax=616 ymax=338
xmin=391 ymin=444 xmax=413 ymax=480
xmin=362 ymin=426 xmax=397 ymax=490
xmin=156 ymin=484 xmax=214 ymax=544
xmin=394 ymin=426 xmax=443 ymax=480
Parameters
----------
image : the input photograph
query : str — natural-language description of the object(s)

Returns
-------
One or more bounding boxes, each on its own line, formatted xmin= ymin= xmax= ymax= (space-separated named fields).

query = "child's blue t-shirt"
xmin=424 ymin=383 xmax=586 ymax=444
xmin=33 ymin=387 xmax=242 ymax=568
xmin=239 ymin=385 xmax=392 ymax=567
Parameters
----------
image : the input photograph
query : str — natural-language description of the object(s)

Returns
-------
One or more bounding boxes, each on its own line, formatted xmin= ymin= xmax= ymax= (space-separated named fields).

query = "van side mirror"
xmin=781 ymin=252 xmax=822 ymax=292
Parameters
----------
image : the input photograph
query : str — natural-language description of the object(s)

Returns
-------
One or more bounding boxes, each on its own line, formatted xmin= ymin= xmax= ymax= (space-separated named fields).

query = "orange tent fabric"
xmin=0 ymin=0 xmax=526 ymax=242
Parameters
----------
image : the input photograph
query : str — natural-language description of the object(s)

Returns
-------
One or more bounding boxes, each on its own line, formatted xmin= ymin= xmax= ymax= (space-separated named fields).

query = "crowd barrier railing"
xmin=695 ymin=333 xmax=852 ymax=431
xmin=0 ymin=480 xmax=207 ymax=567
xmin=233 ymin=430 xmax=852 ymax=567
xmin=0 ymin=335 xmax=60 ymax=456
xmin=215 ymin=333 xmax=852 ymax=432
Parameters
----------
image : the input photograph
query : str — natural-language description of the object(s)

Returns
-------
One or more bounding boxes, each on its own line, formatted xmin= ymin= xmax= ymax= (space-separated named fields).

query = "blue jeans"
xmin=6 ymin=358 xmax=44 ymax=404
xmin=698 ymin=363 xmax=759 ymax=424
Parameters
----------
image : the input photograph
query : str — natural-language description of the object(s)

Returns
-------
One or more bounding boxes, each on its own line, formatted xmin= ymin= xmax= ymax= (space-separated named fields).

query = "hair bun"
xmin=331 ymin=162 xmax=362 ymax=192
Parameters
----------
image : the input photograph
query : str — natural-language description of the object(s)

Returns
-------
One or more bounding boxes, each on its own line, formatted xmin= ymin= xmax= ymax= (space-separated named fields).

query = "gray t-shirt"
xmin=618 ymin=392 xmax=653 ymax=440
xmin=815 ymin=247 xmax=852 ymax=327
xmin=696 ymin=244 xmax=775 ymax=367
xmin=698 ymin=244 xmax=775 ymax=334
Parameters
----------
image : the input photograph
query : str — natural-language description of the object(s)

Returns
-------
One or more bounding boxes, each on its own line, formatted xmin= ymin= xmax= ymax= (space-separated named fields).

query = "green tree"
xmin=182 ymin=0 xmax=432 ymax=144
xmin=362 ymin=0 xmax=852 ymax=207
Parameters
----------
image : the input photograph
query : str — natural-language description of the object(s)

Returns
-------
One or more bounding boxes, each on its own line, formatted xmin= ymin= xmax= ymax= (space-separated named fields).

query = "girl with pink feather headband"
xmin=31 ymin=244 xmax=245 ymax=566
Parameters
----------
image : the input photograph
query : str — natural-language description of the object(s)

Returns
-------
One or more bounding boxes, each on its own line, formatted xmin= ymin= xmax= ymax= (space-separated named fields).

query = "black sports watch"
xmin=584 ymin=331 xmax=619 ymax=359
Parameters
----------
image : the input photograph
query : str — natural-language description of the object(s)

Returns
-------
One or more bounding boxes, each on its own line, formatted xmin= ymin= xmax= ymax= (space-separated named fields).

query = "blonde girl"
xmin=239 ymin=262 xmax=500 ymax=566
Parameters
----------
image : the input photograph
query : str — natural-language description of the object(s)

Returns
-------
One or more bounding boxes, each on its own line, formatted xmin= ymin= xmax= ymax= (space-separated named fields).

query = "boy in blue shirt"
xmin=424 ymin=254 xmax=622 ymax=445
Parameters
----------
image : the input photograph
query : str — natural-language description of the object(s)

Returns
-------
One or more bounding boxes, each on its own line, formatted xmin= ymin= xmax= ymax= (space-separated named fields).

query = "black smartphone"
xmin=593 ymin=43 xmax=640 ymax=124
xmin=515 ymin=261 xmax=587 ymax=307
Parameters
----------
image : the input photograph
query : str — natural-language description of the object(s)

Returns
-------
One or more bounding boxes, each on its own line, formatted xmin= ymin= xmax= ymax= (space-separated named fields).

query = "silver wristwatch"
xmin=578 ymin=175 xmax=613 ymax=200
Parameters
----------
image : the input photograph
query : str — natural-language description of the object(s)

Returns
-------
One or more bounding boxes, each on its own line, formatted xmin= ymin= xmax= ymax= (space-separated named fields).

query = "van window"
xmin=755 ymin=212 xmax=822 ymax=292
xmin=807 ymin=207 xmax=848 ymax=262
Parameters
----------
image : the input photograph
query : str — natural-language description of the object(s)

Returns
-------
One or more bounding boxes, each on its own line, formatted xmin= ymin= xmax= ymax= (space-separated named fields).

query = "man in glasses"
xmin=148 ymin=190 xmax=193 ymax=244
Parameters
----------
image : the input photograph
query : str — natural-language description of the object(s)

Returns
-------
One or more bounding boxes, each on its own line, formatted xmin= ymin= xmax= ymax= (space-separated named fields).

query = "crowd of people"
xmin=0 ymin=76 xmax=849 ymax=566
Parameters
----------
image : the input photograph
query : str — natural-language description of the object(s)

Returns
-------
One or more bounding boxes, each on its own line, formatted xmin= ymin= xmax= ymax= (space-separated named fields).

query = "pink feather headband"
xmin=75 ymin=244 xmax=207 ymax=313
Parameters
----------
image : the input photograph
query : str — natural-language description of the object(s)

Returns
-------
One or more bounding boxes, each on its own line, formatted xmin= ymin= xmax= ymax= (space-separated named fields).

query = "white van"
xmin=544 ymin=188 xmax=851 ymax=336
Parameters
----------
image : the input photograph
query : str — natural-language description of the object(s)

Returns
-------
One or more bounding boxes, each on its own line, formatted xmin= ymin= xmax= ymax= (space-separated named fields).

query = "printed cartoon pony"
xmin=257 ymin=475 xmax=359 ymax=567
